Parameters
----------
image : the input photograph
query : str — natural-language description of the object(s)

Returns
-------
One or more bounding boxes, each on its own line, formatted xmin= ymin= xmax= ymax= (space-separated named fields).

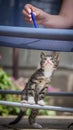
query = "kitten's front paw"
xmin=38 ymin=100 xmax=45 ymax=106
xmin=21 ymin=100 xmax=28 ymax=104
xmin=28 ymin=96 xmax=35 ymax=104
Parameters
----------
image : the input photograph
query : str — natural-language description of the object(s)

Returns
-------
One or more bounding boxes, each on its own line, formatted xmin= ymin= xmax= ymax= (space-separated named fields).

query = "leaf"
xmin=46 ymin=110 xmax=56 ymax=116
xmin=39 ymin=109 xmax=47 ymax=115
xmin=26 ymin=109 xmax=31 ymax=116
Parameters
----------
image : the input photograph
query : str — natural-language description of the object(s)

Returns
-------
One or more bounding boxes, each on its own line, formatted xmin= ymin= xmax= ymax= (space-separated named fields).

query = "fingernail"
xmin=29 ymin=14 xmax=31 ymax=18
xmin=29 ymin=18 xmax=32 ymax=21
xmin=28 ymin=9 xmax=31 ymax=13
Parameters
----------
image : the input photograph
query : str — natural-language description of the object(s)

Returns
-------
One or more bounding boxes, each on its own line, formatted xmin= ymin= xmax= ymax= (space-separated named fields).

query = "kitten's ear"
xmin=52 ymin=51 xmax=59 ymax=60
xmin=40 ymin=52 xmax=45 ymax=59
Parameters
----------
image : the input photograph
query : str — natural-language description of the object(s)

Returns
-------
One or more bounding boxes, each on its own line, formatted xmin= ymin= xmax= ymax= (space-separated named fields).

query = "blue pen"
xmin=30 ymin=11 xmax=38 ymax=28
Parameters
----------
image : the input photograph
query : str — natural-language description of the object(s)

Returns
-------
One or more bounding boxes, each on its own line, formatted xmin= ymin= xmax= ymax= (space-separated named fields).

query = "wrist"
xmin=41 ymin=13 xmax=73 ymax=29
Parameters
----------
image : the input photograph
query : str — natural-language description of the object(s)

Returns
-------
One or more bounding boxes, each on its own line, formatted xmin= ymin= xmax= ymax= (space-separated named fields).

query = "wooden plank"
xmin=0 ymin=116 xmax=73 ymax=129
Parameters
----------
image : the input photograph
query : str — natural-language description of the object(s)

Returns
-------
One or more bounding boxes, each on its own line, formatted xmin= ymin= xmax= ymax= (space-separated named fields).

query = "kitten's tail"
xmin=8 ymin=110 xmax=25 ymax=125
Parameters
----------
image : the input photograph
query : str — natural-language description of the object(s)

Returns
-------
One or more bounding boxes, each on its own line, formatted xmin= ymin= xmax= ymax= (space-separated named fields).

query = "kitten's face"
xmin=40 ymin=52 xmax=59 ymax=70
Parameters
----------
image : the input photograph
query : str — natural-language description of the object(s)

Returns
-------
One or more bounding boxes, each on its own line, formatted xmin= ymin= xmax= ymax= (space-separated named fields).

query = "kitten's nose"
xmin=45 ymin=60 xmax=53 ymax=66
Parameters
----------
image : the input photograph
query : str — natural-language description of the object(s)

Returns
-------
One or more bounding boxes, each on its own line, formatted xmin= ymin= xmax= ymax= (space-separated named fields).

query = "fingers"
xmin=24 ymin=4 xmax=35 ymax=13
xmin=23 ymin=4 xmax=36 ymax=16
xmin=22 ymin=4 xmax=36 ymax=23
xmin=22 ymin=9 xmax=32 ymax=22
xmin=22 ymin=4 xmax=44 ymax=24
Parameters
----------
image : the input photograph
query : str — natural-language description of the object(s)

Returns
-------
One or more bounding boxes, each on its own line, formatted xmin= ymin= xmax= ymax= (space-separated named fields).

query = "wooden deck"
xmin=0 ymin=116 xmax=73 ymax=130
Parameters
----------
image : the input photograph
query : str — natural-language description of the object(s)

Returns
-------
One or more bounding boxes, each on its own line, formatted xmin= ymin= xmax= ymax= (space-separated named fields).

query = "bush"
xmin=0 ymin=68 xmax=20 ymax=116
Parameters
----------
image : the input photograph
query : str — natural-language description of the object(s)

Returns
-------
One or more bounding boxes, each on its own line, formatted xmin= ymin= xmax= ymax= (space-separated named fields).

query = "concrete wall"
xmin=0 ymin=47 xmax=73 ymax=67
xmin=0 ymin=46 xmax=73 ymax=73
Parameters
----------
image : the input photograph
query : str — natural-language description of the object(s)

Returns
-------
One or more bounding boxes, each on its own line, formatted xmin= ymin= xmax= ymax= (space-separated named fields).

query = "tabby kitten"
xmin=9 ymin=51 xmax=59 ymax=128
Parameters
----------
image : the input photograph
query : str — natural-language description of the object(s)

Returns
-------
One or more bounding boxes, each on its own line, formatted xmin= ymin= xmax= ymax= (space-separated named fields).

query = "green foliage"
xmin=26 ymin=108 xmax=31 ymax=116
xmin=0 ymin=68 xmax=20 ymax=116
xmin=39 ymin=110 xmax=56 ymax=116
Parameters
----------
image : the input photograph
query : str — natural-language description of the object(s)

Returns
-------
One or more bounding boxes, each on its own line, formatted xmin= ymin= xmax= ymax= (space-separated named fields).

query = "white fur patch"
xmin=38 ymin=100 xmax=45 ymax=106
xmin=32 ymin=123 xmax=43 ymax=128
xmin=44 ymin=70 xmax=53 ymax=78
xmin=21 ymin=100 xmax=28 ymax=104
xmin=28 ymin=96 xmax=35 ymax=104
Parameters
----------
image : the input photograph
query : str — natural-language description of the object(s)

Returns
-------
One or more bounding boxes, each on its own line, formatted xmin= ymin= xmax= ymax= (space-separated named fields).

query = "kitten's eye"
xmin=44 ymin=57 xmax=46 ymax=60
xmin=50 ymin=57 xmax=53 ymax=60
xmin=39 ymin=80 xmax=42 ymax=83
xmin=50 ymin=57 xmax=54 ymax=62
xmin=42 ymin=57 xmax=46 ymax=62
xmin=51 ymin=58 xmax=54 ymax=63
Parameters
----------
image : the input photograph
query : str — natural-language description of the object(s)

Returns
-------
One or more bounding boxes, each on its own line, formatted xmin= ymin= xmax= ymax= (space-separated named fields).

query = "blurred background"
xmin=0 ymin=0 xmax=73 ymax=116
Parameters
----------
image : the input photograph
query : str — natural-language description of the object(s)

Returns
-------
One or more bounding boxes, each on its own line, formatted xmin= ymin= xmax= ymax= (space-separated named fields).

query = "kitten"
xmin=9 ymin=51 xmax=59 ymax=128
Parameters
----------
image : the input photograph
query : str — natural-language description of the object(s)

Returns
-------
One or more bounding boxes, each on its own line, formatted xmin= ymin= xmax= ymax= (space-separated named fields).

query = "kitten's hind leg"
xmin=28 ymin=109 xmax=43 ymax=129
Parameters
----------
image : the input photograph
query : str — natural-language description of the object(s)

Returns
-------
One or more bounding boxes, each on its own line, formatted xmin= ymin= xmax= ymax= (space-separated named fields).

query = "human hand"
xmin=22 ymin=4 xmax=48 ymax=25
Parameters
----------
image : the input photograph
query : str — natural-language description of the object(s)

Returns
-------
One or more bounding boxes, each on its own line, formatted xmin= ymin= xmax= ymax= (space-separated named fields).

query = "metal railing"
xmin=0 ymin=26 xmax=73 ymax=52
